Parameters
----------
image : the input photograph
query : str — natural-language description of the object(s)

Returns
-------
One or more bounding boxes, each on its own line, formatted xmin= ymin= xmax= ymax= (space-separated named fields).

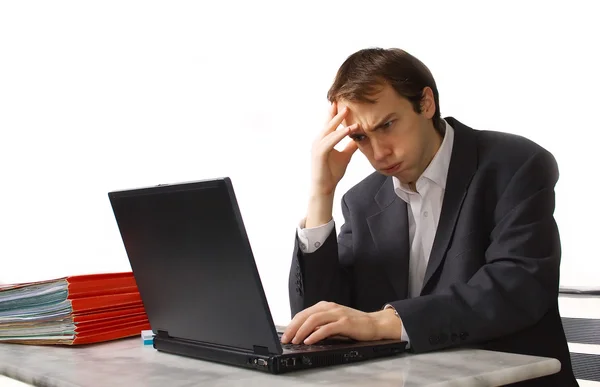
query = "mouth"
xmin=380 ymin=163 xmax=401 ymax=174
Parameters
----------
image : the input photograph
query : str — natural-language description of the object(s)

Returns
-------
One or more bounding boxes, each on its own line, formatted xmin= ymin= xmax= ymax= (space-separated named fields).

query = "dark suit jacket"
xmin=289 ymin=117 xmax=577 ymax=386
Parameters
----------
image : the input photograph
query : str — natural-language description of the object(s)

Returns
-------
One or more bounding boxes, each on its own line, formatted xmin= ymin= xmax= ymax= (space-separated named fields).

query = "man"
xmin=282 ymin=48 xmax=577 ymax=386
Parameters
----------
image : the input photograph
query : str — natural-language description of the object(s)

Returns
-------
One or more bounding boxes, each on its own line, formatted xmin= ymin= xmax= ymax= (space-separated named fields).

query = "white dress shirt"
xmin=297 ymin=120 xmax=455 ymax=345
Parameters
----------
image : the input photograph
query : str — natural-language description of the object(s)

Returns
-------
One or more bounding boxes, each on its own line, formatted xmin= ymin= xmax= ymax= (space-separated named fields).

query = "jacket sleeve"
xmin=289 ymin=195 xmax=354 ymax=317
xmin=390 ymin=150 xmax=561 ymax=352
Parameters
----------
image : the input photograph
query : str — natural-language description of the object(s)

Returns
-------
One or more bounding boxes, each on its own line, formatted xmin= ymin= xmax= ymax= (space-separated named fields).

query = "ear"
xmin=420 ymin=87 xmax=436 ymax=119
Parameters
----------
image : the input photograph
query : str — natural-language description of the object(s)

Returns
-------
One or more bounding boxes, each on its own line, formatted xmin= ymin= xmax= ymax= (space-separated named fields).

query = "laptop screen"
xmin=109 ymin=179 xmax=282 ymax=354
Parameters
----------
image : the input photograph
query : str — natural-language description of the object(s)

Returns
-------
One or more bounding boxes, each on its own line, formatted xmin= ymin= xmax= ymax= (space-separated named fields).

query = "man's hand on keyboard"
xmin=280 ymin=301 xmax=402 ymax=345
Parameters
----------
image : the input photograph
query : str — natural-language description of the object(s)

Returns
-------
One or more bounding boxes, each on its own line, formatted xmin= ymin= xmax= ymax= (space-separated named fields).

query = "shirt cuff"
xmin=296 ymin=218 xmax=334 ymax=254
xmin=384 ymin=304 xmax=410 ymax=347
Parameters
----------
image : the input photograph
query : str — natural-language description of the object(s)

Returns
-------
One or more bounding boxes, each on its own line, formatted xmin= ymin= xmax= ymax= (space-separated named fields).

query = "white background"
xmin=1 ymin=0 xmax=598 ymax=326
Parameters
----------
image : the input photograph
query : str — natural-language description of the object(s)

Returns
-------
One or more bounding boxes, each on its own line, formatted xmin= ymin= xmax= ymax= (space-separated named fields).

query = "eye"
xmin=381 ymin=120 xmax=394 ymax=130
xmin=350 ymin=134 xmax=366 ymax=142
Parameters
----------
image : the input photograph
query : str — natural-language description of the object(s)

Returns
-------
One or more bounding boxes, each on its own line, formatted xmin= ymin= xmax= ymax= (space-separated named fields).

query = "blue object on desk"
xmin=141 ymin=330 xmax=154 ymax=345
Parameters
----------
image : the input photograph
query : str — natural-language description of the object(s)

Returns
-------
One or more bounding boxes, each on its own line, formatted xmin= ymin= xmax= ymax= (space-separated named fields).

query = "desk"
xmin=0 ymin=338 xmax=559 ymax=387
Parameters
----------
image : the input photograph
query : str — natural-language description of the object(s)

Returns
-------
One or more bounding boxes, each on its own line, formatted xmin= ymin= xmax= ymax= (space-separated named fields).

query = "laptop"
xmin=108 ymin=177 xmax=407 ymax=373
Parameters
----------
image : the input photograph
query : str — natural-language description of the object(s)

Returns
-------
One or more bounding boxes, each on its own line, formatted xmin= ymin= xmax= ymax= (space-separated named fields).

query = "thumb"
xmin=341 ymin=140 xmax=359 ymax=161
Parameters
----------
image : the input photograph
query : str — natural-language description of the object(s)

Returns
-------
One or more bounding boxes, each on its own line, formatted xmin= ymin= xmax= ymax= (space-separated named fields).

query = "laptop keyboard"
xmin=282 ymin=342 xmax=333 ymax=351
xmin=282 ymin=342 xmax=311 ymax=351
xmin=278 ymin=333 xmax=355 ymax=351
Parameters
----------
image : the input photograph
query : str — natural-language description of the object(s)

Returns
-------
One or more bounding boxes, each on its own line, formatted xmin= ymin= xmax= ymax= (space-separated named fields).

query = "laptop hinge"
xmin=156 ymin=330 xmax=170 ymax=338
xmin=253 ymin=345 xmax=269 ymax=355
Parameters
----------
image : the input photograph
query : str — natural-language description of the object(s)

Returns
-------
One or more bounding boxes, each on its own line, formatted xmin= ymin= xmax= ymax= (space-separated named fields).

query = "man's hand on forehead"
xmin=335 ymin=101 xmax=353 ymax=129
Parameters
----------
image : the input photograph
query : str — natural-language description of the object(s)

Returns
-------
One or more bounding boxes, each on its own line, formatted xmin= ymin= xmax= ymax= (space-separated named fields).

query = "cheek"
xmin=356 ymin=143 xmax=369 ymax=156
xmin=391 ymin=125 xmax=422 ymax=159
xmin=356 ymin=142 xmax=376 ymax=161
xmin=385 ymin=132 xmax=407 ymax=158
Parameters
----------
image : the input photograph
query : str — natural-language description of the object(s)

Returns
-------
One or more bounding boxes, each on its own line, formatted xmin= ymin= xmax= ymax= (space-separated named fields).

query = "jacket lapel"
xmin=367 ymin=178 xmax=410 ymax=300
xmin=420 ymin=117 xmax=478 ymax=294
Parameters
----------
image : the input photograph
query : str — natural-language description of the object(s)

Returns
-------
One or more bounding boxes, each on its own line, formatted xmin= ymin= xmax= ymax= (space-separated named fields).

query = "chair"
xmin=561 ymin=316 xmax=600 ymax=382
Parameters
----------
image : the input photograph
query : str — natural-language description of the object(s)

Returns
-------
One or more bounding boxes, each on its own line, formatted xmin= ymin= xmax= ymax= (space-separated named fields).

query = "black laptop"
xmin=108 ymin=177 xmax=407 ymax=373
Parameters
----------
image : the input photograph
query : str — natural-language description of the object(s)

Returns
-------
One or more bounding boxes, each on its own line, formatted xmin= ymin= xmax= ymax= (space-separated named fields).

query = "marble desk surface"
xmin=0 ymin=337 xmax=560 ymax=387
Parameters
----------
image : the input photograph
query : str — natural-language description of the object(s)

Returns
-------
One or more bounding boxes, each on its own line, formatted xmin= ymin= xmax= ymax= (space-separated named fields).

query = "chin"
xmin=392 ymin=173 xmax=414 ymax=185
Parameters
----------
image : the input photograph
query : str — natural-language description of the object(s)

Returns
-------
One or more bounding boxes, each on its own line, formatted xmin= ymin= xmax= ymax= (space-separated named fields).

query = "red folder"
xmin=0 ymin=272 xmax=151 ymax=345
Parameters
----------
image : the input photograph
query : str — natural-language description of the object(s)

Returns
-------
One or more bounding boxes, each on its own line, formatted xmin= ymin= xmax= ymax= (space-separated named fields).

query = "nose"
xmin=371 ymin=139 xmax=392 ymax=162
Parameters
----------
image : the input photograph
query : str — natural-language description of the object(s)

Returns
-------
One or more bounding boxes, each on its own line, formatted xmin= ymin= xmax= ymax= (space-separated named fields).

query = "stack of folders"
xmin=0 ymin=272 xmax=150 ymax=345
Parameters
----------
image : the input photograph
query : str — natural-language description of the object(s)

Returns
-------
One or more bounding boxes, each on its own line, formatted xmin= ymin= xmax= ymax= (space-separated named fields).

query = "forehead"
xmin=339 ymin=84 xmax=411 ymax=126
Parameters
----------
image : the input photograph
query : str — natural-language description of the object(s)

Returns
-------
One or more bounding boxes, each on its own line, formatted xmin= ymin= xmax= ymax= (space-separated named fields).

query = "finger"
xmin=320 ymin=105 xmax=348 ymax=138
xmin=336 ymin=140 xmax=359 ymax=168
xmin=319 ymin=123 xmax=358 ymax=153
xmin=304 ymin=320 xmax=346 ymax=345
xmin=281 ymin=302 xmax=334 ymax=343
xmin=281 ymin=312 xmax=310 ymax=344
xmin=327 ymin=101 xmax=337 ymax=122
xmin=284 ymin=303 xmax=333 ymax=343
xmin=292 ymin=311 xmax=339 ymax=344
xmin=323 ymin=102 xmax=338 ymax=129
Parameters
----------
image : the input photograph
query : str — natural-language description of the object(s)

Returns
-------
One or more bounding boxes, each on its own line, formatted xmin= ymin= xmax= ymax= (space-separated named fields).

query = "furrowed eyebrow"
xmin=364 ymin=113 xmax=396 ymax=132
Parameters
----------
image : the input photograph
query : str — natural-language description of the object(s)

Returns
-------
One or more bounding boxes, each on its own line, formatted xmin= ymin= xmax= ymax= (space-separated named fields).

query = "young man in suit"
xmin=281 ymin=48 xmax=577 ymax=386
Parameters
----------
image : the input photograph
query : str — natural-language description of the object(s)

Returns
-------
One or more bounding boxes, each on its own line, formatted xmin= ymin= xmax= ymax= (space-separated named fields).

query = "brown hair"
xmin=327 ymin=48 xmax=443 ymax=134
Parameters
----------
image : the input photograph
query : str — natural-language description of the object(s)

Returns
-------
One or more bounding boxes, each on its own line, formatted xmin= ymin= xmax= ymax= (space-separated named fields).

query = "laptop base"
xmin=154 ymin=334 xmax=407 ymax=374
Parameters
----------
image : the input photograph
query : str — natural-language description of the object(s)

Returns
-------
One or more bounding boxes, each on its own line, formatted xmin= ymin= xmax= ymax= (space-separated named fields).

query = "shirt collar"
xmin=393 ymin=119 xmax=455 ymax=201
